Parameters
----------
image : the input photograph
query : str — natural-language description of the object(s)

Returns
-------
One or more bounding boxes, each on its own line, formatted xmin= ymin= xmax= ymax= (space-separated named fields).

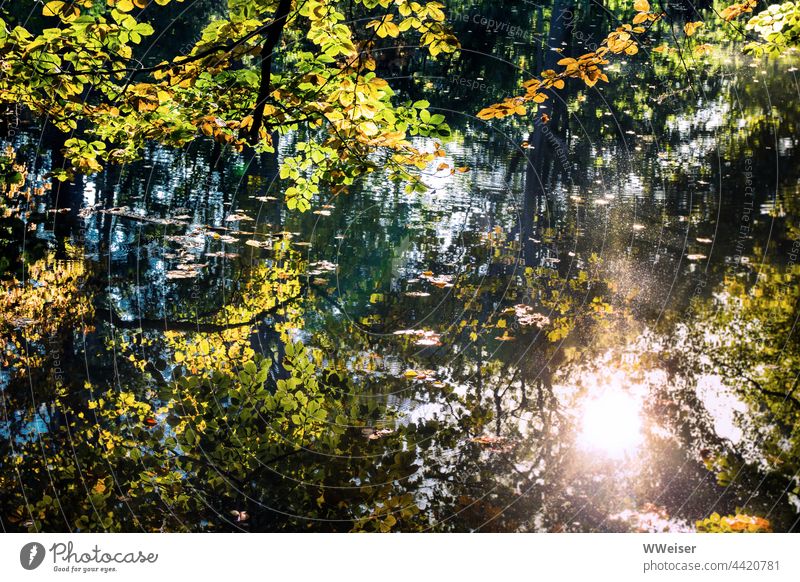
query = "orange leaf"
xmin=684 ymin=21 xmax=704 ymax=37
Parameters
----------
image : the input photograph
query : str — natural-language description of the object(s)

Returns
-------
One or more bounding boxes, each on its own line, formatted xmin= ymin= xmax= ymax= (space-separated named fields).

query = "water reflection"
xmin=2 ymin=1 xmax=800 ymax=532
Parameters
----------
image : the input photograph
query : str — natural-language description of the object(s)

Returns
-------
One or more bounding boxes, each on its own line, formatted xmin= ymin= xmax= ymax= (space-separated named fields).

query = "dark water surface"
xmin=3 ymin=2 xmax=800 ymax=532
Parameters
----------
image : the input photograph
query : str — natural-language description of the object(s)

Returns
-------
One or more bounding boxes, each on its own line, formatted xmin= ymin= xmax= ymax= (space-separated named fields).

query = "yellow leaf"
xmin=43 ymin=1 xmax=66 ymax=16
xmin=694 ymin=43 xmax=712 ymax=56
xmin=361 ymin=121 xmax=379 ymax=136
xmin=633 ymin=0 xmax=650 ymax=12
xmin=116 ymin=0 xmax=135 ymax=11
xmin=684 ymin=21 xmax=704 ymax=37
xmin=368 ymin=15 xmax=401 ymax=38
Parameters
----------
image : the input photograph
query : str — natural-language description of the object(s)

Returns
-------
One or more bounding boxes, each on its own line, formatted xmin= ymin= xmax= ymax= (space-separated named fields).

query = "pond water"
xmin=2 ymin=1 xmax=800 ymax=532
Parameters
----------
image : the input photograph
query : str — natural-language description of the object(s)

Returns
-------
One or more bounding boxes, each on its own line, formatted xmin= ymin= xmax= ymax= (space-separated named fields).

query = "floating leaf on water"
xmin=166 ymin=270 xmax=198 ymax=279
xmin=177 ymin=262 xmax=208 ymax=270
xmin=417 ymin=330 xmax=440 ymax=343
xmin=77 ymin=204 xmax=102 ymax=218
xmin=410 ymin=369 xmax=437 ymax=381
xmin=512 ymin=304 xmax=551 ymax=328
xmin=470 ymin=435 xmax=513 ymax=453
xmin=696 ymin=237 xmax=713 ymax=244
xmin=211 ymin=232 xmax=239 ymax=244
xmin=404 ymin=291 xmax=431 ymax=297
xmin=632 ymin=224 xmax=645 ymax=231
xmin=686 ymin=254 xmax=707 ymax=261
xmin=308 ymin=260 xmax=337 ymax=273
xmin=394 ymin=329 xmax=442 ymax=346
xmin=245 ymin=239 xmax=271 ymax=249
xmin=230 ymin=510 xmax=249 ymax=523
xmin=364 ymin=428 xmax=394 ymax=440
xmin=313 ymin=210 xmax=331 ymax=216
xmin=471 ymin=435 xmax=505 ymax=445
xmin=430 ymin=279 xmax=453 ymax=288
xmin=224 ymin=213 xmax=253 ymax=222
xmin=420 ymin=271 xmax=453 ymax=288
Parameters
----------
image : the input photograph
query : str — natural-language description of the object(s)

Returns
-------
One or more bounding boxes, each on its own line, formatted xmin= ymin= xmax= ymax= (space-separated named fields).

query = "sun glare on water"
xmin=577 ymin=385 xmax=644 ymax=460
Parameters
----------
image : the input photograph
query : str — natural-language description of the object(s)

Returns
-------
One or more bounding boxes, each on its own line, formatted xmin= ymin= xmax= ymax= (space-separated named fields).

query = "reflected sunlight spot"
xmin=577 ymin=386 xmax=643 ymax=460
xmin=695 ymin=374 xmax=745 ymax=444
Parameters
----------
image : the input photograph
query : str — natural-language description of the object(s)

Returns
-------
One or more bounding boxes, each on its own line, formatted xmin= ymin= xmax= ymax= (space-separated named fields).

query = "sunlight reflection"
xmin=576 ymin=373 xmax=644 ymax=460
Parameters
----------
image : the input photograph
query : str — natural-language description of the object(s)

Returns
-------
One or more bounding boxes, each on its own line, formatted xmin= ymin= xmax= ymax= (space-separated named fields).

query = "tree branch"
xmin=248 ymin=0 xmax=294 ymax=143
